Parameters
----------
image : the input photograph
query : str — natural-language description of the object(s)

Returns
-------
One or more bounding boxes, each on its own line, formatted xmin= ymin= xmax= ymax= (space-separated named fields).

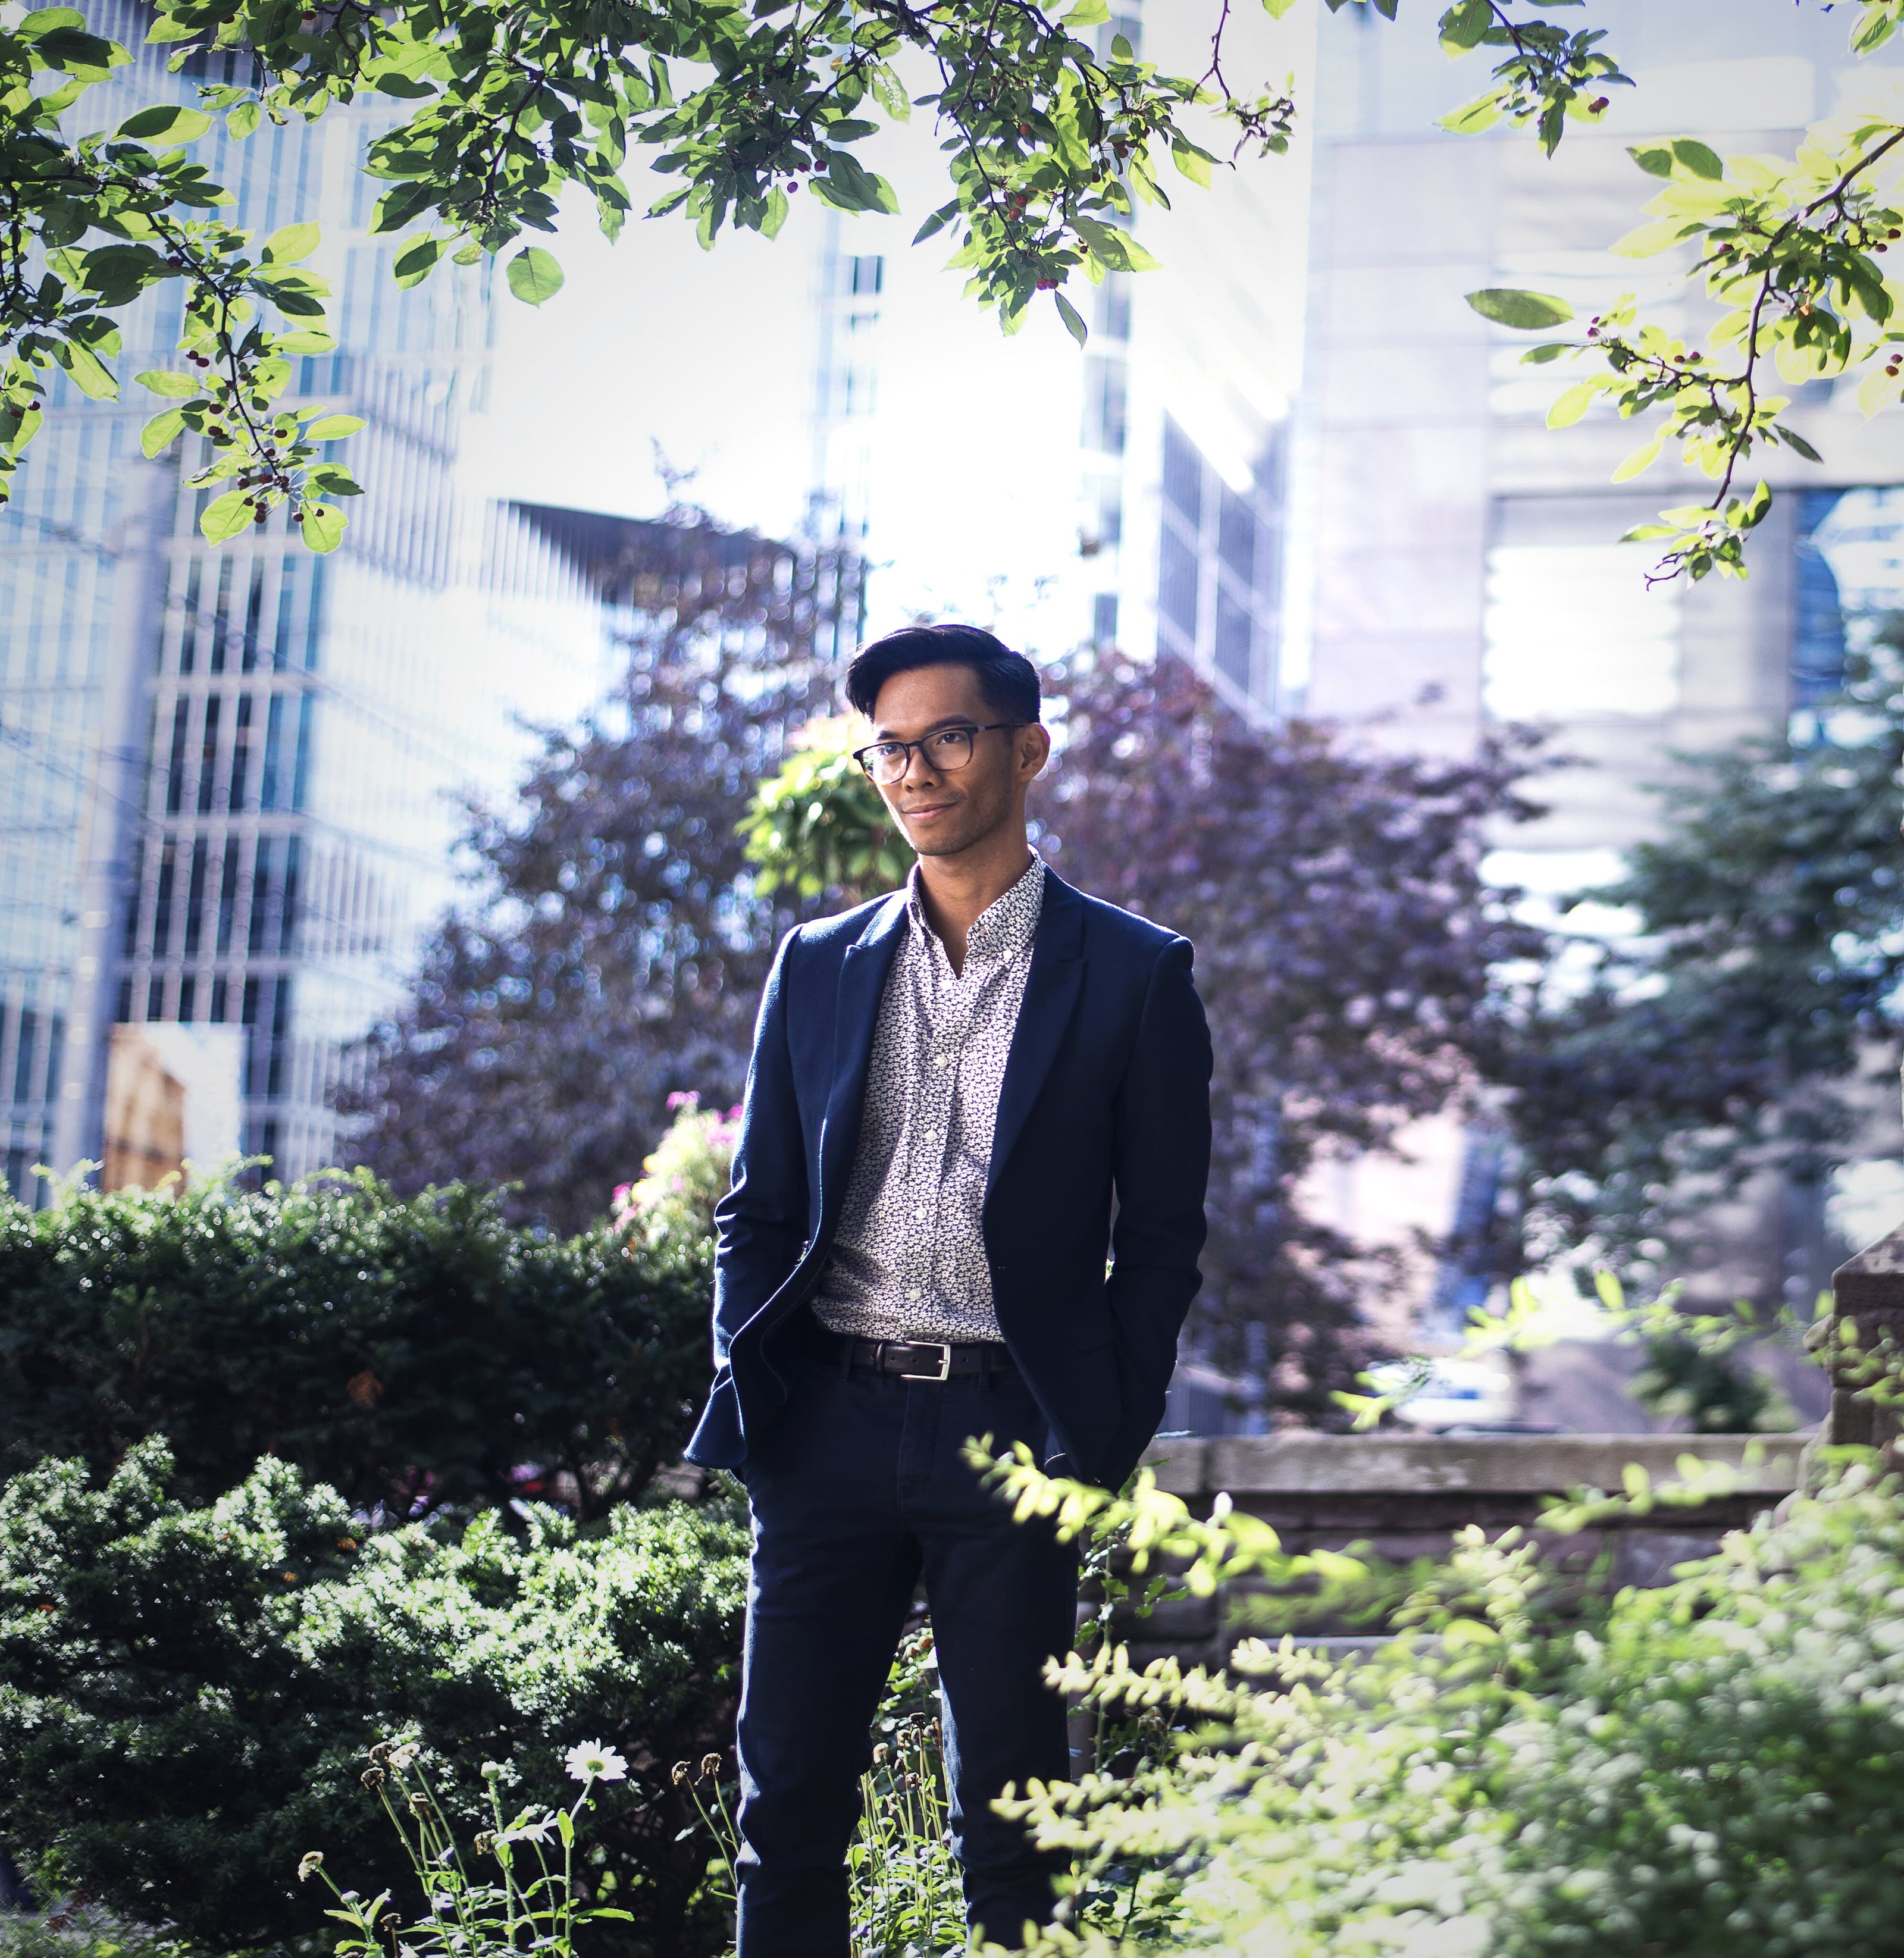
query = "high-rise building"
xmin=0 ymin=2 xmax=612 ymax=1199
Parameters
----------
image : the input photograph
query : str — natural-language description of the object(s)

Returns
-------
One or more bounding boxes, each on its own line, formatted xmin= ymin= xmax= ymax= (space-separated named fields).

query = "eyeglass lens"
xmin=866 ymin=728 xmax=976 ymax=781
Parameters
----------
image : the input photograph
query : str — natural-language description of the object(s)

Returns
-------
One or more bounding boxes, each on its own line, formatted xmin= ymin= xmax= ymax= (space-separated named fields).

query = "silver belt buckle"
xmin=898 ymin=1340 xmax=951 ymax=1382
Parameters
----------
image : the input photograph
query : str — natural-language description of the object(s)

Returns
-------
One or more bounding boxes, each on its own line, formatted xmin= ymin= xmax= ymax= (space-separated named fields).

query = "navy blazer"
xmin=683 ymin=867 xmax=1214 ymax=1492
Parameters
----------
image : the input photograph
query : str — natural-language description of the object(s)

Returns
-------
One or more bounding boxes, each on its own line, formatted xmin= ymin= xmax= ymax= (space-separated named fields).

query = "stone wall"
xmin=1116 ymin=1431 xmax=1803 ymax=1671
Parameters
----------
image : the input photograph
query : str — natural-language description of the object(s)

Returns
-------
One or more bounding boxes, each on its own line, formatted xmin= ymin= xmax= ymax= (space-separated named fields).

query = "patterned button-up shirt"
xmin=812 ymin=854 xmax=1046 ymax=1346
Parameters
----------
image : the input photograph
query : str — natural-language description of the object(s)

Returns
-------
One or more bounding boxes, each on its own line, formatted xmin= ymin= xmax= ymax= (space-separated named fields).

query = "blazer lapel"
xmin=816 ymin=890 xmax=910 ymax=1231
xmin=987 ymin=870 xmax=1086 ymax=1198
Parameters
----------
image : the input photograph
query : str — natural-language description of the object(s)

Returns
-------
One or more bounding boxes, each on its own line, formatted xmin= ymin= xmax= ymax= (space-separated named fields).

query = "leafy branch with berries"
xmin=0 ymin=10 xmax=362 ymax=549
xmin=4 ymin=0 xmax=1900 ymax=564
xmin=1473 ymin=115 xmax=1904 ymax=583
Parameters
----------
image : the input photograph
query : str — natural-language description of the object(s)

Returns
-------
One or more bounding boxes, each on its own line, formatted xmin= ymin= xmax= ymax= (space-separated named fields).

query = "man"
xmin=684 ymin=623 xmax=1213 ymax=1953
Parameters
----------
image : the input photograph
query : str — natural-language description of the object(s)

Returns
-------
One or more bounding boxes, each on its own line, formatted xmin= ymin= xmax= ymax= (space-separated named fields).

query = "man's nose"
xmin=899 ymin=743 xmax=942 ymax=790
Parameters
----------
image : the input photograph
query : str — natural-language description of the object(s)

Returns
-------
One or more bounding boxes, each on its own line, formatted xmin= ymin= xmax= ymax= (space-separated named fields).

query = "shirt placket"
xmin=898 ymin=936 xmax=956 ymax=1314
xmin=925 ymin=948 xmax=992 ymax=1300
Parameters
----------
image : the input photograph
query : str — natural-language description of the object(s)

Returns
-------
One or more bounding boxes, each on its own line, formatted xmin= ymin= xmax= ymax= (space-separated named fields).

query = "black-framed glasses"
xmin=851 ymin=722 xmax=1024 ymax=785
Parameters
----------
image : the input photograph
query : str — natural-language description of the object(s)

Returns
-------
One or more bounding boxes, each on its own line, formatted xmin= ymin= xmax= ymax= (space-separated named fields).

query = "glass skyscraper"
xmin=0 ymin=1 xmax=610 ymax=1196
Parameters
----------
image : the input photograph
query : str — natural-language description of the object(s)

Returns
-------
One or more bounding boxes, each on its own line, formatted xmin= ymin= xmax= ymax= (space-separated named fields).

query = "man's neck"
xmin=913 ymin=833 xmax=1036 ymax=976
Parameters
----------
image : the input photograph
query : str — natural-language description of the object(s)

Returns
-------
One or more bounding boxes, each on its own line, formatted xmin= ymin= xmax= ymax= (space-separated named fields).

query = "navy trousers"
xmin=733 ymin=1346 xmax=1079 ymax=1956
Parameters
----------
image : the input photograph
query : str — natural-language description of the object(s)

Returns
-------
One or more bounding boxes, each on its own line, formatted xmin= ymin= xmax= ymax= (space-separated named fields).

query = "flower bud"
xmin=298 ymin=1852 xmax=324 ymax=1883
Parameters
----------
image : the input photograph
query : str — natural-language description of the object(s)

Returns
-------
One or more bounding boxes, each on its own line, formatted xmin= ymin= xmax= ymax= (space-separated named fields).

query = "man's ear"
xmin=1018 ymin=723 xmax=1052 ymax=782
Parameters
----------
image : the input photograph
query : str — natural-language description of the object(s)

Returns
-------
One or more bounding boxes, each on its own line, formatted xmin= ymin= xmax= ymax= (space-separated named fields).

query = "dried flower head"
xmin=700 ymin=1752 xmax=723 ymax=1778
xmin=387 ymin=1743 xmax=421 ymax=1772
xmin=361 ymin=1768 xmax=386 ymax=1789
xmin=671 ymin=1762 xmax=690 ymax=1786
xmin=473 ymin=1832 xmax=496 ymax=1857
xmin=298 ymin=1852 xmax=324 ymax=1884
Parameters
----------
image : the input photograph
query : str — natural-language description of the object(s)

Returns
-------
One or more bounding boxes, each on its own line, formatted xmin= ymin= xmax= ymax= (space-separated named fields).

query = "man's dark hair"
xmin=843 ymin=624 xmax=1042 ymax=726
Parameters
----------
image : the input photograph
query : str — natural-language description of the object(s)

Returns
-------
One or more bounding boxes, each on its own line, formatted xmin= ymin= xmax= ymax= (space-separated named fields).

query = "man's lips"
xmin=899 ymin=800 xmax=958 ymax=821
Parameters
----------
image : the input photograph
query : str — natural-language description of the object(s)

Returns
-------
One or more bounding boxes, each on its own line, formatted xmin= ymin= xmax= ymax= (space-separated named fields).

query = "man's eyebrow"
xmin=868 ymin=714 xmax=983 ymax=740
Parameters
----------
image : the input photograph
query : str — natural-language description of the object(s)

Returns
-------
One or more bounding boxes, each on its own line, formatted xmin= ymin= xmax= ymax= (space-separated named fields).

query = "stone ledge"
xmin=1140 ymin=1431 xmax=1805 ymax=1500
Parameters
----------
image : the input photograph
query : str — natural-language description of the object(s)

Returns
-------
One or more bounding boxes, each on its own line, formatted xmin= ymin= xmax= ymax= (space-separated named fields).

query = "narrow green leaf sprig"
xmin=1430 ymin=0 xmax=1630 ymax=154
xmin=0 ymin=12 xmax=362 ymax=547
xmin=1468 ymin=115 xmax=1904 ymax=582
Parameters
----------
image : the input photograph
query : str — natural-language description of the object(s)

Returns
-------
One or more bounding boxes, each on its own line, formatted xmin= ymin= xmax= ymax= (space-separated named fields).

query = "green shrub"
xmin=985 ymin=1458 xmax=1904 ymax=1957
xmin=0 ymin=1440 xmax=747 ymax=1958
xmin=0 ymin=1172 xmax=709 ymax=1516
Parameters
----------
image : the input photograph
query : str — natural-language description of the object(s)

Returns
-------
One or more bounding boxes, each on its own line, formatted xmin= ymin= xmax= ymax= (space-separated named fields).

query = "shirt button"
xmin=907 ymin=1287 xmax=922 ymax=1302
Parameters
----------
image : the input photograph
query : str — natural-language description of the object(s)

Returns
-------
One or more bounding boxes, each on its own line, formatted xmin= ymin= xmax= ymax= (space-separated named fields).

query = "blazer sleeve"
xmin=709 ymin=928 xmax=809 ymax=1371
xmin=1101 ymin=935 xmax=1213 ymax=1488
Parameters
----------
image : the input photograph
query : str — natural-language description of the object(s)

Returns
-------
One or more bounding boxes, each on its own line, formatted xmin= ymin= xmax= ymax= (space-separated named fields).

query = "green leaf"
xmin=117 ymin=103 xmax=212 ymax=147
xmin=262 ymin=223 xmax=321 ymax=265
xmin=33 ymin=27 xmax=124 ymax=76
xmin=1612 ymin=217 xmax=1701 ymax=258
xmin=1438 ymin=0 xmax=1492 ymax=55
xmin=1261 ymin=0 xmax=1302 ymax=15
xmin=258 ymin=285 xmax=327 ymax=318
xmin=298 ymin=500 xmax=347 ymax=553
xmin=1466 ymin=287 xmax=1574 ymax=330
xmin=1548 ymin=380 xmax=1599 ymax=428
xmin=226 ymin=99 xmax=260 ymax=139
xmin=200 ymin=488 xmax=255 ymax=544
xmin=1438 ymin=91 xmax=1501 ymax=136
xmin=913 ymin=199 xmax=959 ymax=246
xmin=1775 ymin=422 xmax=1824 ymax=463
xmin=1629 ymin=143 xmax=1675 ymax=180
xmin=1520 ymin=342 xmax=1571 ymax=365
xmin=17 ymin=10 xmax=88 ymax=39
xmin=1063 ymin=0 xmax=1110 ymax=21
xmin=305 ymin=415 xmax=366 ymax=441
xmin=274 ymin=329 xmax=337 ymax=355
xmin=1670 ymin=136 xmax=1726 ymax=181
xmin=140 ymin=406 xmax=186 ymax=457
xmin=1611 ymin=429 xmax=1667 ymax=480
xmin=1170 ymin=139 xmax=1213 ymax=189
xmin=868 ymin=62 xmax=910 ymax=122
xmin=305 ymin=466 xmax=364 ymax=495
xmin=82 ymin=244 xmax=171 ymax=304
xmin=816 ymin=149 xmax=899 ymax=217
xmin=1055 ymin=290 xmax=1088 ymax=347
xmin=371 ymin=180 xmax=436 ymax=237
xmin=134 ymin=369 xmax=200 ymax=397
xmin=55 ymin=340 xmax=117 ymax=400
xmin=506 ymin=246 xmax=565 ymax=306
xmin=392 ymin=237 xmax=441 ymax=289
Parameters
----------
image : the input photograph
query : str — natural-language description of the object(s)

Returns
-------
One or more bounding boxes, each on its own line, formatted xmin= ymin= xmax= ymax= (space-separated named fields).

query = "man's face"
xmin=866 ymin=663 xmax=1045 ymax=860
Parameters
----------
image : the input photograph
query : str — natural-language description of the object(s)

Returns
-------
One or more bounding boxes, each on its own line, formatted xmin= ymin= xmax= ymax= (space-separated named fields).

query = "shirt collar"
xmin=906 ymin=854 xmax=1046 ymax=967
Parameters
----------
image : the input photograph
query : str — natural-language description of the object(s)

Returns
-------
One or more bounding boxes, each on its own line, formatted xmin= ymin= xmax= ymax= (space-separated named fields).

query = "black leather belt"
xmin=800 ymin=1321 xmax=1013 ymax=1382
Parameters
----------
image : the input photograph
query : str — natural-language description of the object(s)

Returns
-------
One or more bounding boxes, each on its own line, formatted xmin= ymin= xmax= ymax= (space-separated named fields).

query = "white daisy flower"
xmin=563 ymin=1740 xmax=628 ymax=1784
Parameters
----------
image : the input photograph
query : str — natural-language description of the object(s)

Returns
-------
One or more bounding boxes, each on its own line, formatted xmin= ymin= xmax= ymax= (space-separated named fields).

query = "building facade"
xmin=0 ymin=5 xmax=612 ymax=1198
